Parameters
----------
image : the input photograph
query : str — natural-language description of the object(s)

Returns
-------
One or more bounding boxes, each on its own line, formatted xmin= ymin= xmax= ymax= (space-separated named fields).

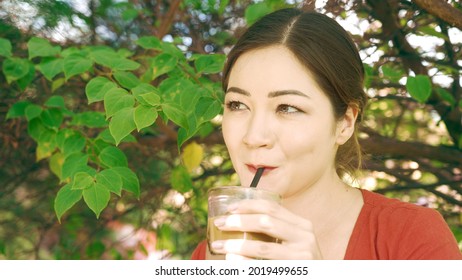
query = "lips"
xmin=246 ymin=164 xmax=277 ymax=175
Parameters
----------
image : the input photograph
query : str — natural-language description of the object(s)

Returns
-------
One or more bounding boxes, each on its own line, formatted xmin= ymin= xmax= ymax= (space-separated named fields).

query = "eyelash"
xmin=225 ymin=100 xmax=247 ymax=111
xmin=276 ymin=104 xmax=304 ymax=114
xmin=225 ymin=100 xmax=304 ymax=114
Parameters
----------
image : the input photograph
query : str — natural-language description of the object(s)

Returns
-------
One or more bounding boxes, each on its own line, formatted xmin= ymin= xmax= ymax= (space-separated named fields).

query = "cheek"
xmin=222 ymin=115 xmax=241 ymax=152
xmin=279 ymin=124 xmax=335 ymax=160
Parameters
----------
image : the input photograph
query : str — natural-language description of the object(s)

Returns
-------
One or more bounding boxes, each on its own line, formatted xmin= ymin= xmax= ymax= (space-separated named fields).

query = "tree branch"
xmin=157 ymin=0 xmax=182 ymax=38
xmin=413 ymin=0 xmax=462 ymax=30
xmin=360 ymin=126 xmax=462 ymax=165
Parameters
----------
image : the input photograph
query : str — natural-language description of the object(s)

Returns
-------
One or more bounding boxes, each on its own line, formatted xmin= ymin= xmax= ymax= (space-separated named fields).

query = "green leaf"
xmin=25 ymin=104 xmax=43 ymax=121
xmin=90 ymin=50 xmax=140 ymax=71
xmin=117 ymin=48 xmax=133 ymax=58
xmin=40 ymin=108 xmax=63 ymax=130
xmin=45 ymin=96 xmax=66 ymax=108
xmin=134 ymin=105 xmax=158 ymax=131
xmin=109 ymin=108 xmax=136 ymax=146
xmin=160 ymin=42 xmax=185 ymax=60
xmin=111 ymin=59 xmax=140 ymax=71
xmin=417 ymin=26 xmax=449 ymax=40
xmin=83 ymin=183 xmax=110 ymax=218
xmin=177 ymin=127 xmax=190 ymax=149
xmin=162 ymin=103 xmax=188 ymax=128
xmin=71 ymin=172 xmax=95 ymax=190
xmin=17 ymin=61 xmax=35 ymax=91
xmin=2 ymin=57 xmax=30 ymax=83
xmin=132 ymin=83 xmax=161 ymax=106
xmin=111 ymin=167 xmax=140 ymax=197
xmin=363 ymin=64 xmax=374 ymax=88
xmin=63 ymin=54 xmax=93 ymax=80
xmin=61 ymin=46 xmax=83 ymax=57
xmin=36 ymin=125 xmax=57 ymax=144
xmin=56 ymin=129 xmax=75 ymax=151
xmin=381 ymin=65 xmax=404 ymax=83
xmin=136 ymin=36 xmax=162 ymax=50
xmin=61 ymin=153 xmax=89 ymax=181
xmin=139 ymin=92 xmax=161 ymax=106
xmin=98 ymin=146 xmax=128 ymax=168
xmin=244 ymin=2 xmax=273 ymax=25
xmin=90 ymin=50 xmax=118 ymax=66
xmin=150 ymin=53 xmax=178 ymax=80
xmin=97 ymin=129 xmax=136 ymax=145
xmin=6 ymin=101 xmax=32 ymax=119
xmin=27 ymin=118 xmax=47 ymax=141
xmin=0 ymin=38 xmax=12 ymax=57
xmin=406 ymin=75 xmax=432 ymax=103
xmin=218 ymin=0 xmax=230 ymax=15
xmin=86 ymin=241 xmax=106 ymax=259
xmin=194 ymin=54 xmax=226 ymax=74
xmin=159 ymin=77 xmax=194 ymax=101
xmin=28 ymin=37 xmax=61 ymax=59
xmin=85 ymin=77 xmax=117 ymax=104
xmin=71 ymin=112 xmax=107 ymax=128
xmin=104 ymin=88 xmax=135 ymax=119
xmin=113 ymin=71 xmax=140 ymax=89
xmin=38 ymin=57 xmax=64 ymax=81
xmin=436 ymin=88 xmax=456 ymax=107
xmin=170 ymin=165 xmax=193 ymax=193
xmin=195 ymin=97 xmax=222 ymax=124
xmin=54 ymin=183 xmax=83 ymax=222
xmin=63 ymin=134 xmax=86 ymax=156
xmin=122 ymin=8 xmax=139 ymax=21
xmin=96 ymin=169 xmax=123 ymax=196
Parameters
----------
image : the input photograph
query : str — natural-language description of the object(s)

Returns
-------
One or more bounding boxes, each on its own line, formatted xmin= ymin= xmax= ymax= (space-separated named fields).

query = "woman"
xmin=191 ymin=8 xmax=462 ymax=260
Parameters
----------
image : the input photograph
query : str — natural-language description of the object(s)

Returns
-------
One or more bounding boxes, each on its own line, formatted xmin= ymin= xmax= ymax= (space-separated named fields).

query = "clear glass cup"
xmin=207 ymin=186 xmax=282 ymax=254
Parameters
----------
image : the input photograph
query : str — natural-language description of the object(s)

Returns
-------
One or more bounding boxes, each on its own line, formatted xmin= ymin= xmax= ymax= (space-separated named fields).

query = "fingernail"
xmin=227 ymin=203 xmax=238 ymax=213
xmin=211 ymin=241 xmax=224 ymax=250
xmin=214 ymin=217 xmax=225 ymax=227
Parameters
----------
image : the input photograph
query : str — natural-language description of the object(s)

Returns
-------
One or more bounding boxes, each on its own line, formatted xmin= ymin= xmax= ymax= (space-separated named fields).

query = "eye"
xmin=226 ymin=100 xmax=248 ymax=111
xmin=277 ymin=104 xmax=303 ymax=114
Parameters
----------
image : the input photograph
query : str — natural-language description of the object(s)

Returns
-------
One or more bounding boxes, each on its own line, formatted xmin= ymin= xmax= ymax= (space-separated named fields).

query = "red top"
xmin=191 ymin=189 xmax=462 ymax=260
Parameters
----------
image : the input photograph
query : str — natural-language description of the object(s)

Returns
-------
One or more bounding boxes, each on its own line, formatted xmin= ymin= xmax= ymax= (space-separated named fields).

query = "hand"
xmin=209 ymin=199 xmax=323 ymax=260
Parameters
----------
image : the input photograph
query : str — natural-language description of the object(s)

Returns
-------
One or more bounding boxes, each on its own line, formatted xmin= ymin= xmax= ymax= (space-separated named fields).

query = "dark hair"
xmin=222 ymin=8 xmax=368 ymax=177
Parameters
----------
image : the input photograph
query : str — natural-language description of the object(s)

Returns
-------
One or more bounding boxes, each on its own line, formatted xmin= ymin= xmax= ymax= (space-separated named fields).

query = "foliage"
xmin=1 ymin=0 xmax=461 ymax=259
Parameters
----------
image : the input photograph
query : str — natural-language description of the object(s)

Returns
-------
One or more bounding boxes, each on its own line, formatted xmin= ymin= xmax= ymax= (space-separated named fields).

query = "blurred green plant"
xmin=1 ymin=0 xmax=461 ymax=259
xmin=4 ymin=35 xmax=224 ymax=220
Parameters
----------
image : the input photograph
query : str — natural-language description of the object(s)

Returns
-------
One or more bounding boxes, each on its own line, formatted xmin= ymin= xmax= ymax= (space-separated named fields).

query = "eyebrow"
xmin=226 ymin=87 xmax=310 ymax=98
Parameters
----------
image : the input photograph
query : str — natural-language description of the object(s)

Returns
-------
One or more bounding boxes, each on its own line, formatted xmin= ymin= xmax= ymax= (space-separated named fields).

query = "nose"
xmin=242 ymin=112 xmax=274 ymax=149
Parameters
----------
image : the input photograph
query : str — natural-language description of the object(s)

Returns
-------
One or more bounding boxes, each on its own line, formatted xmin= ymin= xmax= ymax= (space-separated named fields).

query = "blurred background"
xmin=0 ymin=0 xmax=461 ymax=259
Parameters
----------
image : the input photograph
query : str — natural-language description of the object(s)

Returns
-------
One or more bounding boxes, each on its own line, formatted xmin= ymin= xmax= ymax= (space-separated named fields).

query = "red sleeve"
xmin=388 ymin=207 xmax=462 ymax=260
xmin=345 ymin=190 xmax=461 ymax=260
xmin=190 ymin=240 xmax=207 ymax=260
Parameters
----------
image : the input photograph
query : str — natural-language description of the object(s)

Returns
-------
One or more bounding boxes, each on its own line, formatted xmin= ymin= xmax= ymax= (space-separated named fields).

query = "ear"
xmin=336 ymin=105 xmax=359 ymax=145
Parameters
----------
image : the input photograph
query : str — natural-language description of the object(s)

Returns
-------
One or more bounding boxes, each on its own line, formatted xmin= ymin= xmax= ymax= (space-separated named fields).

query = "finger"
xmin=213 ymin=239 xmax=316 ymax=260
xmin=228 ymin=199 xmax=313 ymax=231
xmin=225 ymin=253 xmax=253 ymax=260
xmin=214 ymin=213 xmax=313 ymax=242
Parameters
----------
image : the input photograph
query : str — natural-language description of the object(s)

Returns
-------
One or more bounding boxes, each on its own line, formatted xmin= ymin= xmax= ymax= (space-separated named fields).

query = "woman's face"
xmin=222 ymin=46 xmax=348 ymax=198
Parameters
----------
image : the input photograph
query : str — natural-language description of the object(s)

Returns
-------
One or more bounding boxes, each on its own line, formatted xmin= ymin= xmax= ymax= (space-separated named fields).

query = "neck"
xmin=281 ymin=170 xmax=354 ymax=225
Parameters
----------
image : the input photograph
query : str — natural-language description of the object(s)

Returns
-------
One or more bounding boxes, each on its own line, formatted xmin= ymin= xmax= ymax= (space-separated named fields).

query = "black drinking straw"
xmin=250 ymin=167 xmax=265 ymax=188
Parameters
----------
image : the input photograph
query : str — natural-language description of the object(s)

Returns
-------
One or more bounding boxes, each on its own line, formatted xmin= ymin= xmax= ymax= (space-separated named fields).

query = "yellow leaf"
xmin=52 ymin=77 xmax=65 ymax=92
xmin=36 ymin=142 xmax=53 ymax=161
xmin=50 ymin=152 xmax=65 ymax=179
xmin=182 ymin=141 xmax=204 ymax=172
